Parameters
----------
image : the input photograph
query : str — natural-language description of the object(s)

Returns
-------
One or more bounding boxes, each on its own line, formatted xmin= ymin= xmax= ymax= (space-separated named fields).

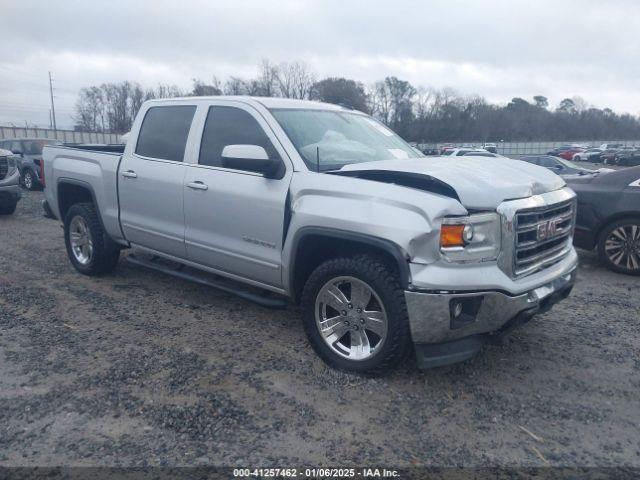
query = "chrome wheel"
xmin=69 ymin=215 xmax=94 ymax=265
xmin=315 ymin=276 xmax=388 ymax=361
xmin=23 ymin=171 xmax=33 ymax=189
xmin=605 ymin=224 xmax=640 ymax=271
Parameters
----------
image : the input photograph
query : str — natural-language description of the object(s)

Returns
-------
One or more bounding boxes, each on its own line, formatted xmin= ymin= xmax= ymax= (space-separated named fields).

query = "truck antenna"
xmin=316 ymin=146 xmax=321 ymax=173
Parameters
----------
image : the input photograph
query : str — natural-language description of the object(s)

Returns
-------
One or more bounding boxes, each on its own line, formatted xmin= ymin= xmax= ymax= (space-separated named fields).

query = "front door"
xmin=183 ymin=104 xmax=291 ymax=288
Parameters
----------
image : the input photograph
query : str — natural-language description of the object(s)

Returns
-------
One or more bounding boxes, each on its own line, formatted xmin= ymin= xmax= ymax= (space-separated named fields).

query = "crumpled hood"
xmin=338 ymin=156 xmax=566 ymax=209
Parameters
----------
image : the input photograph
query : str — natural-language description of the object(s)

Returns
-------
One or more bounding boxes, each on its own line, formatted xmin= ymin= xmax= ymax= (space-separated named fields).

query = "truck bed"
xmin=43 ymin=144 xmax=124 ymax=242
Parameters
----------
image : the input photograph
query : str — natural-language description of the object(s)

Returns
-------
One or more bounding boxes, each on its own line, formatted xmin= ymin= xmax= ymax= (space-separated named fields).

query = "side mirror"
xmin=11 ymin=149 xmax=23 ymax=156
xmin=221 ymin=144 xmax=281 ymax=177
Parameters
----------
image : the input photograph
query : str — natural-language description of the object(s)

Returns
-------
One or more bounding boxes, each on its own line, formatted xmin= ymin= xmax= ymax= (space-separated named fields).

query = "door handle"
xmin=187 ymin=181 xmax=208 ymax=191
xmin=122 ymin=170 xmax=137 ymax=178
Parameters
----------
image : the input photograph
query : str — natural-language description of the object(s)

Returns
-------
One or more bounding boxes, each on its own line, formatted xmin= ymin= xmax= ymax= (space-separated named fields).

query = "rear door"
xmin=183 ymin=102 xmax=292 ymax=288
xmin=118 ymin=104 xmax=196 ymax=258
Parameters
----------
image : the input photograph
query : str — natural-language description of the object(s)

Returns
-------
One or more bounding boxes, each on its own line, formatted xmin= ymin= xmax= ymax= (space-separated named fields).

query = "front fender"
xmin=281 ymin=172 xmax=467 ymax=294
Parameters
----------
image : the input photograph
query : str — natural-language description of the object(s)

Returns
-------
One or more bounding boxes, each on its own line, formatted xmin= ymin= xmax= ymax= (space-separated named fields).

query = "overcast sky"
xmin=1 ymin=0 xmax=639 ymax=129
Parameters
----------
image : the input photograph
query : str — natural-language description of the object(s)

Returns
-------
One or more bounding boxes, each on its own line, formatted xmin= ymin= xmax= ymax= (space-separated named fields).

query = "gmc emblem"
xmin=537 ymin=218 xmax=563 ymax=241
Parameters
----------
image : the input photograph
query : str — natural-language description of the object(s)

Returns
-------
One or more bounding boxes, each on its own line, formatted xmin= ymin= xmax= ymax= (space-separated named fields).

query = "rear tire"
xmin=64 ymin=203 xmax=120 ymax=276
xmin=597 ymin=218 xmax=640 ymax=276
xmin=300 ymin=254 xmax=412 ymax=373
xmin=0 ymin=202 xmax=17 ymax=215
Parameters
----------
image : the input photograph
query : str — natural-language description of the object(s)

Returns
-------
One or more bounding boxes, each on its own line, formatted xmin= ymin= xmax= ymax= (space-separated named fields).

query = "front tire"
xmin=597 ymin=218 xmax=640 ymax=275
xmin=22 ymin=169 xmax=38 ymax=191
xmin=64 ymin=203 xmax=120 ymax=276
xmin=300 ymin=255 xmax=412 ymax=373
xmin=0 ymin=202 xmax=17 ymax=215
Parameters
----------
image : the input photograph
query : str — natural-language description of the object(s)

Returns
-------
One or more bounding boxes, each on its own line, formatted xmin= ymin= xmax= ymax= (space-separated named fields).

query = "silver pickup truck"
xmin=43 ymin=97 xmax=577 ymax=372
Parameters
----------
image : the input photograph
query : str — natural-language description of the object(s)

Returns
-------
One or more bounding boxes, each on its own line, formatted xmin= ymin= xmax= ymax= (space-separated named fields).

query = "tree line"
xmin=75 ymin=59 xmax=640 ymax=141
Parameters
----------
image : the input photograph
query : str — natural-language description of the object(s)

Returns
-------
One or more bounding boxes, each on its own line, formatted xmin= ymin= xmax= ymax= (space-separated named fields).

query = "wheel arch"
xmin=57 ymin=178 xmax=101 ymax=223
xmin=287 ymin=227 xmax=411 ymax=304
xmin=595 ymin=212 xmax=640 ymax=242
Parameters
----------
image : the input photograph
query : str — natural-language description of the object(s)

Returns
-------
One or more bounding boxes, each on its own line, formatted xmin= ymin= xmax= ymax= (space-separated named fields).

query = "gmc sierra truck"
xmin=0 ymin=148 xmax=20 ymax=215
xmin=43 ymin=97 xmax=577 ymax=372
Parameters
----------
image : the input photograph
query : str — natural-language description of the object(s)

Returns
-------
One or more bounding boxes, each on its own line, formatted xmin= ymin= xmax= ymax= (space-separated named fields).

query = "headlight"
xmin=439 ymin=212 xmax=501 ymax=263
xmin=6 ymin=155 xmax=18 ymax=176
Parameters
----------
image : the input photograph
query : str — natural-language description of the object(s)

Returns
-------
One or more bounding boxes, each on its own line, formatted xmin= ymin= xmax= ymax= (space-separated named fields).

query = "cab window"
xmin=135 ymin=106 xmax=196 ymax=161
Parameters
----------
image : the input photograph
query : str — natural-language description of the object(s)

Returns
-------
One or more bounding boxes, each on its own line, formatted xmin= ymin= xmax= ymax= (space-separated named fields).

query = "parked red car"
xmin=547 ymin=145 xmax=585 ymax=160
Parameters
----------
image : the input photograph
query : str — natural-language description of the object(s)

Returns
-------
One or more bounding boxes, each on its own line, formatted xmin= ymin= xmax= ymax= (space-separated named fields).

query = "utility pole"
xmin=48 ymin=71 xmax=57 ymax=133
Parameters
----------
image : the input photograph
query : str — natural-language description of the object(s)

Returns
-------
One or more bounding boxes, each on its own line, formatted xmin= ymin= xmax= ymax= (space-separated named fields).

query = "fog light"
xmin=449 ymin=296 xmax=484 ymax=330
xmin=452 ymin=301 xmax=464 ymax=318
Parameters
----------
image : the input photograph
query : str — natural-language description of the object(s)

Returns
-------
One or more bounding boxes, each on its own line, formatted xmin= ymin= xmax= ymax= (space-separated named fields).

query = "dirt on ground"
xmin=0 ymin=190 xmax=639 ymax=468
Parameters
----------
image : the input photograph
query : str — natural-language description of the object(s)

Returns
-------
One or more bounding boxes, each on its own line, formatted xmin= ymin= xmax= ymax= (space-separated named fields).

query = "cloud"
xmin=1 ymin=0 xmax=639 ymax=128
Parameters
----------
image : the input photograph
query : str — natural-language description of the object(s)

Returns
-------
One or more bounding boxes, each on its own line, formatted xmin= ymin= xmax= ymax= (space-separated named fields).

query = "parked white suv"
xmin=43 ymin=97 xmax=578 ymax=372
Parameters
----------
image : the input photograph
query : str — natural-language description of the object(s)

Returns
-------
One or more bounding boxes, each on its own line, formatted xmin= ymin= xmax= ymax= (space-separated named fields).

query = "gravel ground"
xmin=0 ymin=189 xmax=639 ymax=468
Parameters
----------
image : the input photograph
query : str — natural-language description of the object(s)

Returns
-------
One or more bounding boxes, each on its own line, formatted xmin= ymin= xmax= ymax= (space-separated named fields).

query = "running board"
xmin=125 ymin=254 xmax=288 ymax=309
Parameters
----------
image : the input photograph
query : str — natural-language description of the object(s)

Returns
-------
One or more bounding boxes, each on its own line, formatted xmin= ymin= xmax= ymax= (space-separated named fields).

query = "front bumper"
xmin=0 ymin=170 xmax=21 ymax=204
xmin=406 ymin=264 xmax=577 ymax=369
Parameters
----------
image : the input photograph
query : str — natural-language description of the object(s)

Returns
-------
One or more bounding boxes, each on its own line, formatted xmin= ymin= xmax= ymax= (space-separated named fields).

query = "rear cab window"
xmin=135 ymin=105 xmax=196 ymax=161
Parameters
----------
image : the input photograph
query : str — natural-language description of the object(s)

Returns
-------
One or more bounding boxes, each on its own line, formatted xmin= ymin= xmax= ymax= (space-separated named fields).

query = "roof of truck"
xmin=145 ymin=96 xmax=348 ymax=111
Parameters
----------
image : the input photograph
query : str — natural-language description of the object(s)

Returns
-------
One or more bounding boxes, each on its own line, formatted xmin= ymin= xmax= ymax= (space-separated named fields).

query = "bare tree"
xmin=413 ymin=86 xmax=434 ymax=120
xmin=369 ymin=81 xmax=392 ymax=124
xmin=148 ymin=84 xmax=185 ymax=99
xmin=75 ymin=81 xmax=184 ymax=133
xmin=224 ymin=76 xmax=249 ymax=95
xmin=276 ymin=62 xmax=296 ymax=99
xmin=73 ymin=60 xmax=640 ymax=141
xmin=74 ymin=86 xmax=104 ymax=131
xmin=191 ymin=77 xmax=221 ymax=96
xmin=129 ymin=84 xmax=146 ymax=124
xmin=291 ymin=61 xmax=315 ymax=99
xmin=277 ymin=61 xmax=315 ymax=99
xmin=256 ymin=59 xmax=279 ymax=97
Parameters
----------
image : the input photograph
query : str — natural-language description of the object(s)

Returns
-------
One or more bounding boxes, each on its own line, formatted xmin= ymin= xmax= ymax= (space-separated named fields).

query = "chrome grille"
xmin=514 ymin=200 xmax=575 ymax=276
xmin=0 ymin=156 xmax=7 ymax=180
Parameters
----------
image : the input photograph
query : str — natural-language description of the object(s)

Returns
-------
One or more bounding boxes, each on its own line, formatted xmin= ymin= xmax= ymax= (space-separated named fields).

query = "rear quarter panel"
xmin=44 ymin=146 xmax=123 ymax=241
